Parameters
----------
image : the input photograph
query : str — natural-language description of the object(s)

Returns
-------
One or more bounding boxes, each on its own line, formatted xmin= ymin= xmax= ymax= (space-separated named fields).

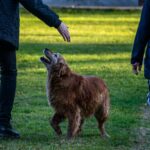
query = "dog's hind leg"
xmin=50 ymin=113 xmax=65 ymax=136
xmin=67 ymin=107 xmax=81 ymax=139
xmin=76 ymin=118 xmax=84 ymax=135
xmin=94 ymin=105 xmax=109 ymax=138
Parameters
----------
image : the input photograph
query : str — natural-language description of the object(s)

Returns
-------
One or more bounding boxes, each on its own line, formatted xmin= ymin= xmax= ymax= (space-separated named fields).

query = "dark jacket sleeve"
xmin=19 ymin=0 xmax=61 ymax=28
xmin=131 ymin=0 xmax=150 ymax=65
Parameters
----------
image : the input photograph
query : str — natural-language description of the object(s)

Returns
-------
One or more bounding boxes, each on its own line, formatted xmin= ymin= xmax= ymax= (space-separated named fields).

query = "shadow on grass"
xmin=17 ymin=132 xmax=102 ymax=144
xmin=19 ymin=42 xmax=132 ymax=55
xmin=68 ymin=58 xmax=128 ymax=65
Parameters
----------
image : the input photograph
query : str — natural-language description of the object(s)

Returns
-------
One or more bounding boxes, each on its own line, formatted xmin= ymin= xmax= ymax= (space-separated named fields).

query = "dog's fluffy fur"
xmin=40 ymin=48 xmax=110 ymax=139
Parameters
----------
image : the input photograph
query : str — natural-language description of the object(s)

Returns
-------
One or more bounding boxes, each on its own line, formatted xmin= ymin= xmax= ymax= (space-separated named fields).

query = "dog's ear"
xmin=58 ymin=63 xmax=70 ymax=77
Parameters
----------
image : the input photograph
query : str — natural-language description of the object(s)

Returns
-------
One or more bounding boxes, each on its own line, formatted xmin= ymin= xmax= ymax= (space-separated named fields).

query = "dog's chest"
xmin=46 ymin=77 xmax=53 ymax=106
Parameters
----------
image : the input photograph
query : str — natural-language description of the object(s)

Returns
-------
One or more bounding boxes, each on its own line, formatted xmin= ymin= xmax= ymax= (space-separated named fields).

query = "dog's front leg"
xmin=50 ymin=113 xmax=65 ymax=136
xmin=67 ymin=108 xmax=81 ymax=139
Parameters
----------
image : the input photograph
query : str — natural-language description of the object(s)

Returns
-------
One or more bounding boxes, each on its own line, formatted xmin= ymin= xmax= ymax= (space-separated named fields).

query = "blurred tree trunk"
xmin=139 ymin=0 xmax=144 ymax=6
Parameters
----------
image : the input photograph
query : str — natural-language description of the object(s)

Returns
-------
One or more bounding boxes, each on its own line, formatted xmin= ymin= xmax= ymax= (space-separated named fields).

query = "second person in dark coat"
xmin=131 ymin=0 xmax=150 ymax=105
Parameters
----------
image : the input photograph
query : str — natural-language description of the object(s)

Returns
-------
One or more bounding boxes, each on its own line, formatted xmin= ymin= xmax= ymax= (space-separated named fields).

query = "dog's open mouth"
xmin=40 ymin=48 xmax=53 ymax=64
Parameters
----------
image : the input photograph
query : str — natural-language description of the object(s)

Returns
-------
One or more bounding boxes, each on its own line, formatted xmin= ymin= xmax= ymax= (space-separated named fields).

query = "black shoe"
xmin=0 ymin=124 xmax=20 ymax=139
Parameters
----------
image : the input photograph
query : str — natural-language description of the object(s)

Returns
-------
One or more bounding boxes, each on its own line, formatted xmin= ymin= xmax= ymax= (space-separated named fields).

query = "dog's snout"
xmin=43 ymin=48 xmax=53 ymax=55
xmin=43 ymin=48 xmax=49 ymax=55
xmin=45 ymin=48 xmax=49 ymax=51
xmin=54 ymin=54 xmax=57 ymax=57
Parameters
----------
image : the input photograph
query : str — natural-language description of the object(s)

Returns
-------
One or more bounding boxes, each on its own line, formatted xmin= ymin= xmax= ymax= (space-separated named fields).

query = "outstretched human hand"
xmin=132 ymin=62 xmax=142 ymax=75
xmin=57 ymin=22 xmax=70 ymax=42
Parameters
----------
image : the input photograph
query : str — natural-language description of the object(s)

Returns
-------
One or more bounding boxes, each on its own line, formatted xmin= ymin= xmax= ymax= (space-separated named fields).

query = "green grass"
xmin=0 ymin=8 xmax=147 ymax=150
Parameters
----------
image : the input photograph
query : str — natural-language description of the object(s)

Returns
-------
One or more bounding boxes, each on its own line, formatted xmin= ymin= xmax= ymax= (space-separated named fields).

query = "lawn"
xmin=0 ymin=8 xmax=147 ymax=150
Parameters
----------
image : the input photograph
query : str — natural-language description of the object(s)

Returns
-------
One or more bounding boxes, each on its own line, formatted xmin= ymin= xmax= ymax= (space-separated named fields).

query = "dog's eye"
xmin=54 ymin=54 xmax=57 ymax=58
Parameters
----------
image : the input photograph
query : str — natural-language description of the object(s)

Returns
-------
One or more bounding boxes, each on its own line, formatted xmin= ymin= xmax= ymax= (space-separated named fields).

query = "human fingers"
xmin=63 ymin=29 xmax=70 ymax=42
xmin=58 ymin=29 xmax=66 ymax=41
xmin=138 ymin=64 xmax=142 ymax=72
xmin=132 ymin=63 xmax=138 ymax=75
xmin=58 ymin=23 xmax=70 ymax=42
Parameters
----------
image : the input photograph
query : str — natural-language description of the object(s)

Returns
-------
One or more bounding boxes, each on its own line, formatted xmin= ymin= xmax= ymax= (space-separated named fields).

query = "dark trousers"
xmin=0 ymin=42 xmax=17 ymax=126
xmin=144 ymin=41 xmax=150 ymax=79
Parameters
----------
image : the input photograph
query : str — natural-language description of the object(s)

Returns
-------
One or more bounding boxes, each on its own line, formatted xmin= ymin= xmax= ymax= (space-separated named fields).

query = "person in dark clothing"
xmin=131 ymin=0 xmax=150 ymax=105
xmin=0 ymin=0 xmax=70 ymax=139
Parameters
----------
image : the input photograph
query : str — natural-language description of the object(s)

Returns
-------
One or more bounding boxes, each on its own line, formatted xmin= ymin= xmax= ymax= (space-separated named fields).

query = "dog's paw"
xmin=101 ymin=132 xmax=110 ymax=139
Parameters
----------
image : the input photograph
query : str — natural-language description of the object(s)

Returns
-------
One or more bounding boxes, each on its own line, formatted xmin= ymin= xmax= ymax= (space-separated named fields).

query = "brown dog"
xmin=40 ymin=48 xmax=110 ymax=139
